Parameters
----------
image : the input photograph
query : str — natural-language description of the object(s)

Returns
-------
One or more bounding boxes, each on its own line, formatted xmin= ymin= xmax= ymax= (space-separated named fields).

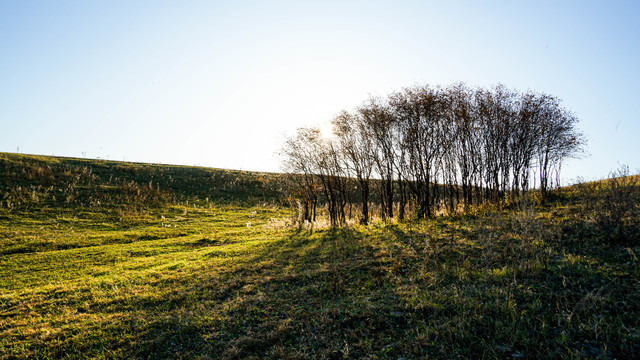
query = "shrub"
xmin=592 ymin=165 xmax=640 ymax=244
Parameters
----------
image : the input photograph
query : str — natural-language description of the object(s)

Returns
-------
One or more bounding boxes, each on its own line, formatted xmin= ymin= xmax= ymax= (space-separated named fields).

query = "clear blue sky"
xmin=1 ymin=0 xmax=639 ymax=183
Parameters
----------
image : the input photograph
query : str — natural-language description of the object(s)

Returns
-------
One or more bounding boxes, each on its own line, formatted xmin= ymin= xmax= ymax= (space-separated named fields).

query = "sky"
xmin=1 ymin=0 xmax=639 ymax=183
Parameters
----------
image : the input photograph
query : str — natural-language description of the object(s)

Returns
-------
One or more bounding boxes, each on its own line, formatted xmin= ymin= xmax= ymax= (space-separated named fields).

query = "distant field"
xmin=1 ymin=153 xmax=639 ymax=359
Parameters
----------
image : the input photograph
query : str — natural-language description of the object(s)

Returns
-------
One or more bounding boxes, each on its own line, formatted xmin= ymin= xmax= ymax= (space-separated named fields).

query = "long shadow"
xmin=9 ymin=219 xmax=639 ymax=359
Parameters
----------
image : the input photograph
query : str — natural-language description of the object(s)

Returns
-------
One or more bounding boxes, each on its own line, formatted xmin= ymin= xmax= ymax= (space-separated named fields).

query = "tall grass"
xmin=572 ymin=165 xmax=640 ymax=245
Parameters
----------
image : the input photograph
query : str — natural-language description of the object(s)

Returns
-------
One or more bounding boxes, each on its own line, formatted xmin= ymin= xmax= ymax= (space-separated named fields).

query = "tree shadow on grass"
xmin=9 ymin=221 xmax=639 ymax=359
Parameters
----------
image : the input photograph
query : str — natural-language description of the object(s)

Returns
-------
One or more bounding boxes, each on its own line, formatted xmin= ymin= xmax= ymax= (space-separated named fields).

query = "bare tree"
xmin=534 ymin=95 xmax=585 ymax=196
xmin=280 ymin=83 xmax=586 ymax=226
xmin=475 ymin=84 xmax=517 ymax=202
xmin=281 ymin=128 xmax=321 ymax=223
xmin=390 ymin=85 xmax=446 ymax=217
xmin=332 ymin=111 xmax=375 ymax=224
xmin=361 ymin=97 xmax=397 ymax=220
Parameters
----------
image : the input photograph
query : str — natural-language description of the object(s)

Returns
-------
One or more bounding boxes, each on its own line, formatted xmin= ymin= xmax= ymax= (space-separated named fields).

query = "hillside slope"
xmin=1 ymin=153 xmax=639 ymax=359
xmin=0 ymin=152 xmax=286 ymax=210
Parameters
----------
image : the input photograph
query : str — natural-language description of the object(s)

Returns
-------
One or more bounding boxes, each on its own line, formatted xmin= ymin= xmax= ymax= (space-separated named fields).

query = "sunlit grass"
xmin=1 ymin=153 xmax=639 ymax=358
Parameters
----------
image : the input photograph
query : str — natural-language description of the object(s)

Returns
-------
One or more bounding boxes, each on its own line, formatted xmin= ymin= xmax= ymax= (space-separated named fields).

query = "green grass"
xmin=1 ymin=153 xmax=639 ymax=359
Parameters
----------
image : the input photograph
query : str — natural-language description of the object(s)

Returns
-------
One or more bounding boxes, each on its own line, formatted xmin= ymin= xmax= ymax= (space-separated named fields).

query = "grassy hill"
xmin=0 ymin=152 xmax=286 ymax=209
xmin=1 ymin=153 xmax=639 ymax=359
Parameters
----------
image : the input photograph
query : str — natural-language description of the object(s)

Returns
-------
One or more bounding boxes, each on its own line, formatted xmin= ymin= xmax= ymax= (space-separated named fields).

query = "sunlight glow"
xmin=318 ymin=120 xmax=334 ymax=140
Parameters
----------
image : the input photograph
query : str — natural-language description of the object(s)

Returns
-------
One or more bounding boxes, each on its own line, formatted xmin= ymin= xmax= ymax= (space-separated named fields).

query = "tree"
xmin=390 ymin=85 xmax=446 ymax=218
xmin=281 ymin=128 xmax=321 ymax=223
xmin=332 ymin=110 xmax=375 ymax=224
xmin=280 ymin=83 xmax=586 ymax=227
xmin=534 ymin=95 xmax=585 ymax=196
xmin=361 ymin=97 xmax=397 ymax=220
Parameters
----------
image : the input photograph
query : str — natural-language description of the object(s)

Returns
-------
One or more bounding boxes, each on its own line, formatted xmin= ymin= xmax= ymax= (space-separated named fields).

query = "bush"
xmin=592 ymin=165 xmax=640 ymax=244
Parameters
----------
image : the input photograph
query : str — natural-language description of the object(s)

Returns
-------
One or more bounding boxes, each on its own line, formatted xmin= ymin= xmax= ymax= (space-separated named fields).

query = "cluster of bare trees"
xmin=281 ymin=83 xmax=585 ymax=226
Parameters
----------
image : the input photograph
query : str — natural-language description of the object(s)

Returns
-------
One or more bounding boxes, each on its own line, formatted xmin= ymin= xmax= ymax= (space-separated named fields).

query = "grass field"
xmin=1 ymin=153 xmax=639 ymax=359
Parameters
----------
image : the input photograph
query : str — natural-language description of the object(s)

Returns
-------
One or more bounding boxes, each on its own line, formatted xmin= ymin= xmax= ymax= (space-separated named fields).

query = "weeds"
xmin=593 ymin=166 xmax=640 ymax=244
xmin=574 ymin=165 xmax=640 ymax=245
